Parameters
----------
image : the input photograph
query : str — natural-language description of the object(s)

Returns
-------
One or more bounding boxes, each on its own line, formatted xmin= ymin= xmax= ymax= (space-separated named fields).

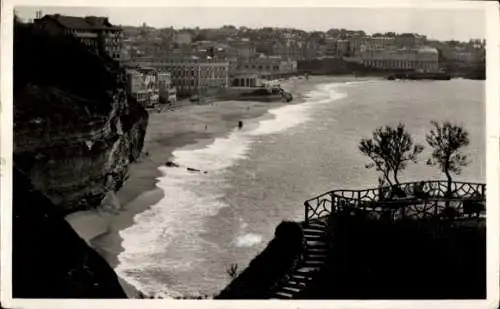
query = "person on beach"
xmin=238 ymin=121 xmax=243 ymax=129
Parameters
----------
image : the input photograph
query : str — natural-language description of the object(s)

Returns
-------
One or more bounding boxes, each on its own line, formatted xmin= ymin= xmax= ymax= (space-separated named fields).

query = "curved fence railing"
xmin=304 ymin=180 xmax=486 ymax=223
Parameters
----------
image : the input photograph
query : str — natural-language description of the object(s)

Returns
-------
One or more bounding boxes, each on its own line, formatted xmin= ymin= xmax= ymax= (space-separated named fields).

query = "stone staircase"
xmin=271 ymin=220 xmax=331 ymax=299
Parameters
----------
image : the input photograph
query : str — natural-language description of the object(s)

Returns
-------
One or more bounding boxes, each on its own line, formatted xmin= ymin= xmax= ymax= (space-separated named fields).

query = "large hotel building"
xmin=360 ymin=46 xmax=439 ymax=72
xmin=128 ymin=58 xmax=230 ymax=97
xmin=34 ymin=14 xmax=123 ymax=61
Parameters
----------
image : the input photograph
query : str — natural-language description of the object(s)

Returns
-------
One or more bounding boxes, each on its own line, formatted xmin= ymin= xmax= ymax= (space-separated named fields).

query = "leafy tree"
xmin=359 ymin=123 xmax=424 ymax=187
xmin=426 ymin=121 xmax=470 ymax=196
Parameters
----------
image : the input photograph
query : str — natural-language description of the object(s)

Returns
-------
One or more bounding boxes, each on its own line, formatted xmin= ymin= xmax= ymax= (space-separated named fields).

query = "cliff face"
xmin=11 ymin=21 xmax=147 ymax=298
xmin=14 ymin=22 xmax=148 ymax=214
xmin=13 ymin=167 xmax=127 ymax=298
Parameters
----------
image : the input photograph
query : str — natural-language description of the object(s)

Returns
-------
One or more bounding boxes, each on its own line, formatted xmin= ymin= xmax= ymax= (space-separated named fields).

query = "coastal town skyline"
xmin=15 ymin=6 xmax=485 ymax=42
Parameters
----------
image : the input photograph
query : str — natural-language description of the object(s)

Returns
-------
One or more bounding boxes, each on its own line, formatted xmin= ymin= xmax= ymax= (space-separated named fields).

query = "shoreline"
xmin=65 ymin=75 xmax=361 ymax=297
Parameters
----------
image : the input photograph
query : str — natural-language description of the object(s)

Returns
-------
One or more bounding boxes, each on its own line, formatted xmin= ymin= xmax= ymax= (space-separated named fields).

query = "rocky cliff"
xmin=11 ymin=20 xmax=148 ymax=298
xmin=14 ymin=21 xmax=148 ymax=215
xmin=12 ymin=167 xmax=128 ymax=298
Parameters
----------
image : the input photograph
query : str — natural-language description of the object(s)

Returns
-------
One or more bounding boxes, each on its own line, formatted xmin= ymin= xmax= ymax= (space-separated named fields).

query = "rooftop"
xmin=418 ymin=46 xmax=439 ymax=54
xmin=39 ymin=14 xmax=121 ymax=31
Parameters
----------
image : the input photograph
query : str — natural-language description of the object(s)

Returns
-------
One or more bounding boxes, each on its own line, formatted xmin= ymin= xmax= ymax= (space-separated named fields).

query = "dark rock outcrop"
xmin=12 ymin=20 xmax=147 ymax=298
xmin=303 ymin=215 xmax=486 ymax=299
xmin=14 ymin=21 xmax=148 ymax=214
xmin=217 ymin=215 xmax=485 ymax=299
xmin=12 ymin=167 xmax=127 ymax=298
xmin=215 ymin=221 xmax=304 ymax=299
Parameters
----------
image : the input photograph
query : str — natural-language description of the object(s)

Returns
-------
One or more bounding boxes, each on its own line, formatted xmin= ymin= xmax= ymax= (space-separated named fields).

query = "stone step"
xmin=306 ymin=245 xmax=329 ymax=251
xmin=291 ymin=274 xmax=311 ymax=281
xmin=305 ymin=223 xmax=327 ymax=229
xmin=305 ymin=240 xmax=329 ymax=247
xmin=306 ymin=244 xmax=329 ymax=250
xmin=304 ymin=253 xmax=328 ymax=260
xmin=303 ymin=232 xmax=326 ymax=237
xmin=287 ymin=280 xmax=307 ymax=288
xmin=302 ymin=226 xmax=326 ymax=233
xmin=303 ymin=260 xmax=325 ymax=266
xmin=274 ymin=291 xmax=293 ymax=299
xmin=304 ymin=234 xmax=325 ymax=241
xmin=295 ymin=266 xmax=320 ymax=274
xmin=281 ymin=286 xmax=301 ymax=294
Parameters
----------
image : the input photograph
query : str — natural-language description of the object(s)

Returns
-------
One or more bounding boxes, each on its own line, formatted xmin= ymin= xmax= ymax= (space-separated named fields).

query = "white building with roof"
xmin=126 ymin=67 xmax=160 ymax=108
xmin=360 ymin=46 xmax=439 ymax=72
xmin=128 ymin=58 xmax=230 ymax=97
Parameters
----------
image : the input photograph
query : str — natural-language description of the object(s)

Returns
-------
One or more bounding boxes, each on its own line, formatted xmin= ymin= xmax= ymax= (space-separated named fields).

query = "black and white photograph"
xmin=1 ymin=1 xmax=499 ymax=308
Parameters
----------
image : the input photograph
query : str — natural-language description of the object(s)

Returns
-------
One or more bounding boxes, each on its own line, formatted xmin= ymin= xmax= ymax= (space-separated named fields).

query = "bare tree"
xmin=359 ymin=123 xmax=424 ymax=188
xmin=426 ymin=121 xmax=470 ymax=196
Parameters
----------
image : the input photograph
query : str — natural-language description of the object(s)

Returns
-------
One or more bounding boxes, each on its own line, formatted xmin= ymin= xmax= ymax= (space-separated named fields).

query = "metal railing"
xmin=304 ymin=180 xmax=486 ymax=223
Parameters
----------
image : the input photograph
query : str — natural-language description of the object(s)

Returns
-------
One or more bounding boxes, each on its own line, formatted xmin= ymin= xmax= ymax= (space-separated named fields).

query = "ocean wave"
xmin=232 ymin=233 xmax=263 ymax=248
xmin=116 ymin=81 xmax=348 ymax=296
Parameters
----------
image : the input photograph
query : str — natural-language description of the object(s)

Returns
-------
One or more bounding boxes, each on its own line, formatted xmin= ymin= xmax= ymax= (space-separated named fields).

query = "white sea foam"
xmin=248 ymin=83 xmax=346 ymax=136
xmin=233 ymin=233 xmax=263 ymax=248
xmin=116 ymin=81 xmax=349 ymax=296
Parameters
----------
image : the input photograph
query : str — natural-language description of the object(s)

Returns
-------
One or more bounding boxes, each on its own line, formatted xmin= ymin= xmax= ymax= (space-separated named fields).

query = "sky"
xmin=14 ymin=6 xmax=486 ymax=42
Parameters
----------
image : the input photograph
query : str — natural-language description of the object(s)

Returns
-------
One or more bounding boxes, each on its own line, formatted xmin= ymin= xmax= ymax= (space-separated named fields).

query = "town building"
xmin=235 ymin=56 xmax=298 ymax=79
xmin=231 ymin=73 xmax=260 ymax=87
xmin=325 ymin=37 xmax=350 ymax=57
xmin=34 ymin=14 xmax=123 ymax=61
xmin=336 ymin=40 xmax=350 ymax=57
xmin=370 ymin=36 xmax=397 ymax=49
xmin=127 ymin=58 xmax=230 ymax=97
xmin=273 ymin=40 xmax=305 ymax=61
xmin=347 ymin=36 xmax=396 ymax=56
xmin=174 ymin=31 xmax=193 ymax=45
xmin=126 ymin=67 xmax=160 ymax=108
xmin=303 ymin=39 xmax=321 ymax=60
xmin=360 ymin=46 xmax=439 ymax=72
xmin=394 ymin=33 xmax=426 ymax=48
xmin=347 ymin=36 xmax=371 ymax=56
xmin=255 ymin=40 xmax=277 ymax=57
xmin=226 ymin=39 xmax=257 ymax=59
xmin=157 ymin=72 xmax=177 ymax=105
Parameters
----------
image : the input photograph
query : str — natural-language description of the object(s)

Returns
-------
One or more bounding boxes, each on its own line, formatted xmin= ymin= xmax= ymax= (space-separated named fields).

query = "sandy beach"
xmin=64 ymin=75 xmax=357 ymax=297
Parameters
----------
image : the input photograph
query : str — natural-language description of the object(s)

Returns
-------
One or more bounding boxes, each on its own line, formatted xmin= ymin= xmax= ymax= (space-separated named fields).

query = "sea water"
xmin=116 ymin=78 xmax=485 ymax=298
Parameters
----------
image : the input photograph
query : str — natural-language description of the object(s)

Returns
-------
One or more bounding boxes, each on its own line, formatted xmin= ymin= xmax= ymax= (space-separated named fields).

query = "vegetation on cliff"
xmin=359 ymin=123 xmax=423 ymax=187
xmin=426 ymin=121 xmax=470 ymax=196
